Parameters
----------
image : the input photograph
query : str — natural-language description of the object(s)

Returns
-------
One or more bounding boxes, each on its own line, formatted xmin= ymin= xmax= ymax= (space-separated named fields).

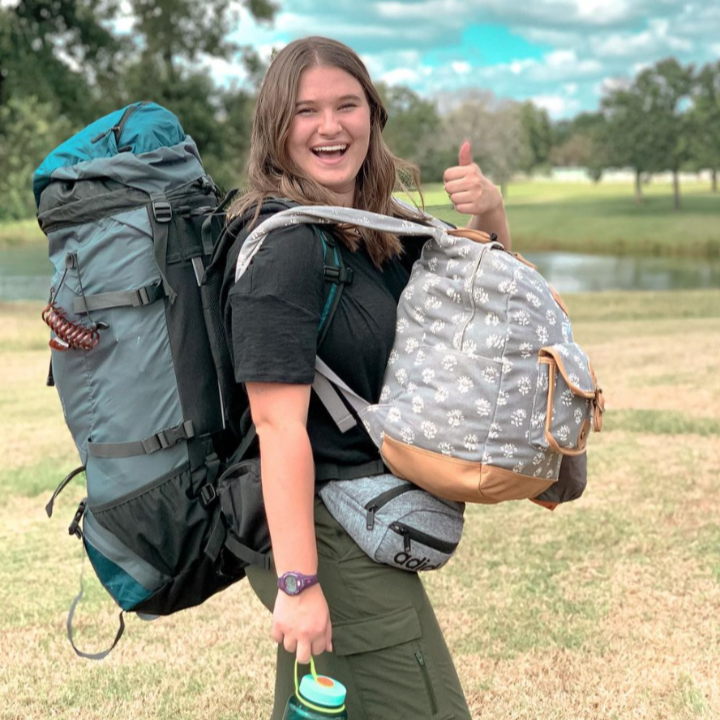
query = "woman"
xmin=222 ymin=36 xmax=510 ymax=719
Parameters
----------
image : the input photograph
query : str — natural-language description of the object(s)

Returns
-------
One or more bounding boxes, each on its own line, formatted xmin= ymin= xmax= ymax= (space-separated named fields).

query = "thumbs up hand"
xmin=443 ymin=140 xmax=503 ymax=218
xmin=443 ymin=140 xmax=510 ymax=249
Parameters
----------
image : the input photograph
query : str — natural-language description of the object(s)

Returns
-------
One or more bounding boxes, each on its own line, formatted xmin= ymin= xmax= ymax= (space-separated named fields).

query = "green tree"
xmin=0 ymin=95 xmax=73 ymax=219
xmin=520 ymin=101 xmax=552 ymax=173
xmin=601 ymin=79 xmax=664 ymax=204
xmin=0 ymin=0 xmax=123 ymax=125
xmin=688 ymin=61 xmax=720 ymax=193
xmin=0 ymin=0 xmax=278 ymax=215
xmin=118 ymin=0 xmax=277 ymax=188
xmin=550 ymin=112 xmax=608 ymax=181
xmin=637 ymin=58 xmax=694 ymax=209
xmin=377 ymin=83 xmax=442 ymax=183
xmin=126 ymin=0 xmax=275 ymax=83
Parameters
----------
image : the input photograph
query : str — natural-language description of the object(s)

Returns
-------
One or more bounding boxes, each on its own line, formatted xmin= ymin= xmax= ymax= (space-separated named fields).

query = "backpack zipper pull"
xmin=366 ymin=506 xmax=376 ymax=531
xmin=91 ymin=126 xmax=120 ymax=144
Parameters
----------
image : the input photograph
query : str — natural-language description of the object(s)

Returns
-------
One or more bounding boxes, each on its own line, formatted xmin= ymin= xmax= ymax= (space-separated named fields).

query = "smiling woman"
xmin=219 ymin=35 xmax=510 ymax=720
xmin=287 ymin=66 xmax=371 ymax=206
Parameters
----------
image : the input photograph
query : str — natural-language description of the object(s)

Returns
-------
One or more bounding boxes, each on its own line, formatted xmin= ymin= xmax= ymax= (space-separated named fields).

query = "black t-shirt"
xmin=221 ymin=209 xmax=428 ymax=473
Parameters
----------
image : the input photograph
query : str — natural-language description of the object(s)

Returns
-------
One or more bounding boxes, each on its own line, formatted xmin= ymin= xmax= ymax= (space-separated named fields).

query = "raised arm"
xmin=443 ymin=140 xmax=512 ymax=252
xmin=246 ymin=381 xmax=333 ymax=664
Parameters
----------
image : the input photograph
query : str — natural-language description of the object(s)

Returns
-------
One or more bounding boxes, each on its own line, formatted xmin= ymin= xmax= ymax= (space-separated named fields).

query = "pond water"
xmin=523 ymin=251 xmax=720 ymax=293
xmin=1 ymin=243 xmax=719 ymax=301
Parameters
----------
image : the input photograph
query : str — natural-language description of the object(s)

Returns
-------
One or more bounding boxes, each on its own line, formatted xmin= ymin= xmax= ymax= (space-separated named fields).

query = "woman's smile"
xmin=287 ymin=65 xmax=371 ymax=205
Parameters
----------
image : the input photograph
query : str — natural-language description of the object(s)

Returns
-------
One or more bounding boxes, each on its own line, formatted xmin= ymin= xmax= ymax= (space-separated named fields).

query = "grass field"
xmin=3 ymin=180 xmax=719 ymax=256
xmin=420 ymin=181 xmax=720 ymax=257
xmin=1 ymin=291 xmax=719 ymax=719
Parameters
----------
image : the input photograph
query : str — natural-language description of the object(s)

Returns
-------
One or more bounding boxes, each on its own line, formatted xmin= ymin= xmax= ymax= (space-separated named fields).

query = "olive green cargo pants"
xmin=246 ymin=497 xmax=472 ymax=720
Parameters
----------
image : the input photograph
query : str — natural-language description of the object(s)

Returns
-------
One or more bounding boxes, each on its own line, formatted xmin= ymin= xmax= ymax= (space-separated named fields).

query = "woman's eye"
xmin=339 ymin=103 xmax=357 ymax=111
xmin=297 ymin=107 xmax=314 ymax=115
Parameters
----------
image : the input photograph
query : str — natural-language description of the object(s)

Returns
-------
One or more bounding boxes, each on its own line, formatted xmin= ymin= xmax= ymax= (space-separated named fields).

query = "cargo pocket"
xmin=530 ymin=343 xmax=603 ymax=455
xmin=333 ymin=606 xmax=455 ymax=719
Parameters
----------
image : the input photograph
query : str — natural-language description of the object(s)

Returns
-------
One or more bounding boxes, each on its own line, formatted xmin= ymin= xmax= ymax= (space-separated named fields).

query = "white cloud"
xmin=451 ymin=62 xmax=471 ymax=74
xmin=531 ymin=94 xmax=581 ymax=118
xmin=596 ymin=76 xmax=631 ymax=96
xmin=215 ymin=0 xmax=719 ymax=116
xmin=202 ymin=55 xmax=248 ymax=86
xmin=574 ymin=0 xmax=631 ymax=23
xmin=591 ymin=18 xmax=692 ymax=58
xmin=381 ymin=68 xmax=422 ymax=85
xmin=510 ymin=60 xmax=535 ymax=75
xmin=631 ymin=61 xmax=652 ymax=75
xmin=113 ymin=14 xmax=134 ymax=33
xmin=376 ymin=0 xmax=466 ymax=22
xmin=546 ymin=50 xmax=578 ymax=67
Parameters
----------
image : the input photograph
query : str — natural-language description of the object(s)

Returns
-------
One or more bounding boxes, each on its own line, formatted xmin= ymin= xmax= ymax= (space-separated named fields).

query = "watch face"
xmin=284 ymin=574 xmax=299 ymax=594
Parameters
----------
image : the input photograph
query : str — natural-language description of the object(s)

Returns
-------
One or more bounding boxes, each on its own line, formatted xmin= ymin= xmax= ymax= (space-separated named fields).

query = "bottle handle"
xmin=294 ymin=656 xmax=319 ymax=697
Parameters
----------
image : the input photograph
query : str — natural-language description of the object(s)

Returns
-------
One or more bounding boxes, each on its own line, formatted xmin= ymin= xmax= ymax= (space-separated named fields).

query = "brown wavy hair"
xmin=229 ymin=35 xmax=424 ymax=266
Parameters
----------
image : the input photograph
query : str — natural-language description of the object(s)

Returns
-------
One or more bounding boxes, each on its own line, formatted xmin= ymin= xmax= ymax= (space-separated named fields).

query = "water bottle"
xmin=282 ymin=657 xmax=348 ymax=719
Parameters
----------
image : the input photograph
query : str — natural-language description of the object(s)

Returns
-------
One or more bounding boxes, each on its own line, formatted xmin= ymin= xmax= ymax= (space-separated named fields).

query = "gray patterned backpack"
xmin=236 ymin=205 xmax=604 ymax=509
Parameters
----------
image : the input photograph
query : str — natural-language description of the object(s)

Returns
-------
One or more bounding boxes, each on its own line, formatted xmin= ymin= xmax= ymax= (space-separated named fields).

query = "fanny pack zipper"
xmin=389 ymin=521 xmax=459 ymax=554
xmin=364 ymin=483 xmax=420 ymax=530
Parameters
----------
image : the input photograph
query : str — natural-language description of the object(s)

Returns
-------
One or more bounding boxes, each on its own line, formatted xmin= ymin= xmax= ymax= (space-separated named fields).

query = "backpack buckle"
xmin=152 ymin=200 xmax=172 ymax=223
xmin=324 ymin=266 xmax=354 ymax=284
xmin=68 ymin=499 xmax=87 ymax=539
xmin=200 ymin=484 xmax=217 ymax=507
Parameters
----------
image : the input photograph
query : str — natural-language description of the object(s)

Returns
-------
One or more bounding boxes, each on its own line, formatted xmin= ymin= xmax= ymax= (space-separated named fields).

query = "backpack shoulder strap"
xmin=314 ymin=225 xmax=353 ymax=348
xmin=208 ymin=198 xmax=354 ymax=463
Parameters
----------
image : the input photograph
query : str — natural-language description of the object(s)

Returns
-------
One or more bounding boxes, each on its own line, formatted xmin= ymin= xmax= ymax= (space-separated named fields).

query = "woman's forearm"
xmin=258 ymin=422 xmax=317 ymax=576
xmin=466 ymin=206 xmax=512 ymax=252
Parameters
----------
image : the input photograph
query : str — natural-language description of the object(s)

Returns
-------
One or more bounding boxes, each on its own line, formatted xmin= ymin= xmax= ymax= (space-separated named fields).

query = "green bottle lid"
xmin=299 ymin=673 xmax=347 ymax=709
xmin=295 ymin=658 xmax=347 ymax=714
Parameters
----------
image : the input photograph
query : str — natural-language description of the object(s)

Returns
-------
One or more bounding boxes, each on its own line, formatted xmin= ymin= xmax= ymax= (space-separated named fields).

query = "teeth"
xmin=313 ymin=145 xmax=347 ymax=152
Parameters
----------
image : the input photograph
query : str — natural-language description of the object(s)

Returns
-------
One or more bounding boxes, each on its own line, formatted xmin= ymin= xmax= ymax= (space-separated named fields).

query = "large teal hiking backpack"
xmin=34 ymin=102 xmax=355 ymax=657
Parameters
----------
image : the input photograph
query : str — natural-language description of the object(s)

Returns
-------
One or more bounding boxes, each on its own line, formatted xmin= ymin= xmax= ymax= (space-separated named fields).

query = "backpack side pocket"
xmin=530 ymin=343 xmax=603 ymax=456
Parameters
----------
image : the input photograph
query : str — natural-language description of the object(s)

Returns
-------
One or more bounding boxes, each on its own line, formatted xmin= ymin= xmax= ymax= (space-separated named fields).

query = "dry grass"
xmin=1 ymin=292 xmax=719 ymax=720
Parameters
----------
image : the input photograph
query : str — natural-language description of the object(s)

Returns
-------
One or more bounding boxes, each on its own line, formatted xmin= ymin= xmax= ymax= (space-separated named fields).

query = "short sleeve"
xmin=228 ymin=223 xmax=326 ymax=385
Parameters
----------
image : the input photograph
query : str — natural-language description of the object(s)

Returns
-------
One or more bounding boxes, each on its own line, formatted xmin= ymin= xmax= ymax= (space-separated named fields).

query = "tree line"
xmin=1 ymin=1 xmax=719 ymax=221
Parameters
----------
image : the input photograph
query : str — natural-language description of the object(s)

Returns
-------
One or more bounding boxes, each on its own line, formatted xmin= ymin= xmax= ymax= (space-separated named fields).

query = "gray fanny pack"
xmin=319 ymin=473 xmax=464 ymax=572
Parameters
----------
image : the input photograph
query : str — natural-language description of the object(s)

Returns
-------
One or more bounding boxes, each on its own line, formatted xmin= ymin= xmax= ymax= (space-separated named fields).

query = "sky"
xmin=202 ymin=0 xmax=720 ymax=119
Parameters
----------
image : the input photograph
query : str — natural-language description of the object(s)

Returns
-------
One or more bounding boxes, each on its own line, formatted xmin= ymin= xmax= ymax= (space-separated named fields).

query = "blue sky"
xmin=166 ymin=1 xmax=720 ymax=118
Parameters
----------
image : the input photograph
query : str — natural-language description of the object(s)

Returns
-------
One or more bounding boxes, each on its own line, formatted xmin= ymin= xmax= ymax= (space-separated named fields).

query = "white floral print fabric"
xmin=238 ymin=206 xmax=601 ymax=485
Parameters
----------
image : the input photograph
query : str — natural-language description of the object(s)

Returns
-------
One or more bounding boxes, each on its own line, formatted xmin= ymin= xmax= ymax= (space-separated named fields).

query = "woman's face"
xmin=286 ymin=65 xmax=372 ymax=206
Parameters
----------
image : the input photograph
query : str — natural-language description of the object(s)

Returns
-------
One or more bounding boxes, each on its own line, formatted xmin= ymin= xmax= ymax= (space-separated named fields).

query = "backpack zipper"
xmin=114 ymin=101 xmax=148 ymax=148
xmin=460 ymin=245 xmax=490 ymax=348
xmin=415 ymin=650 xmax=438 ymax=715
xmin=91 ymin=102 xmax=148 ymax=147
xmin=364 ymin=483 xmax=419 ymax=530
xmin=389 ymin=521 xmax=459 ymax=554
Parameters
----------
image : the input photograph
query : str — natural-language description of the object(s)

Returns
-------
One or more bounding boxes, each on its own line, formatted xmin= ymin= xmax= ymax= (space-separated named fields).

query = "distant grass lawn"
xmin=4 ymin=180 xmax=720 ymax=258
xmin=415 ymin=180 xmax=720 ymax=257
xmin=0 ymin=218 xmax=43 ymax=246
xmin=1 ymin=290 xmax=719 ymax=719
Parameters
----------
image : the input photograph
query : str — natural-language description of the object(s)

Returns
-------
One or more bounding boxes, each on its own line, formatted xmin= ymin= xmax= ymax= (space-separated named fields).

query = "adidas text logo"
xmin=393 ymin=551 xmax=442 ymax=571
